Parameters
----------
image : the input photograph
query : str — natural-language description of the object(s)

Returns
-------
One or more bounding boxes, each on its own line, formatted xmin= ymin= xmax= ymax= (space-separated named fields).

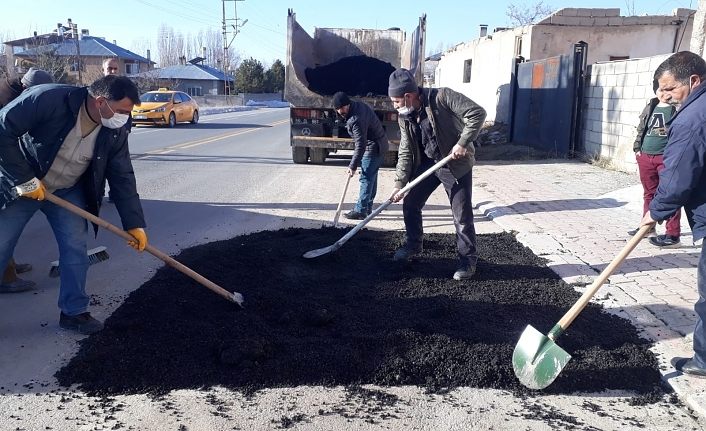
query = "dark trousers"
xmin=637 ymin=152 xmax=681 ymax=236
xmin=694 ymin=241 xmax=706 ymax=366
xmin=402 ymin=162 xmax=477 ymax=266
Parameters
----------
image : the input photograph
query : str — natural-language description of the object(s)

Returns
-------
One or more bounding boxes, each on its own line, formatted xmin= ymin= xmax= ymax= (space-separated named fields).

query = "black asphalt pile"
xmin=56 ymin=228 xmax=663 ymax=397
xmin=305 ymin=55 xmax=395 ymax=96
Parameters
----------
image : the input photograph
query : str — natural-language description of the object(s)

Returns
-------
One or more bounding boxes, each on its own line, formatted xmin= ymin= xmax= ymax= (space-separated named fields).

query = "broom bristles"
xmin=48 ymin=246 xmax=110 ymax=278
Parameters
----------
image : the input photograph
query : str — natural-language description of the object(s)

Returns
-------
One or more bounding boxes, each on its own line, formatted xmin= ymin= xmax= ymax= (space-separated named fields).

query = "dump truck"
xmin=285 ymin=9 xmax=426 ymax=166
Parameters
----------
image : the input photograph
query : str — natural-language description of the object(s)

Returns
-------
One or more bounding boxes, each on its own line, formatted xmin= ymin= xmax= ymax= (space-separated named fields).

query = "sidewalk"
xmin=472 ymin=158 xmax=706 ymax=418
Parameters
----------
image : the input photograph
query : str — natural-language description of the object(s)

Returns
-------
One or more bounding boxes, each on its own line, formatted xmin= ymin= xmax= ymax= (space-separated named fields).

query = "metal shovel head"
xmin=512 ymin=325 xmax=572 ymax=390
xmin=303 ymin=242 xmax=340 ymax=259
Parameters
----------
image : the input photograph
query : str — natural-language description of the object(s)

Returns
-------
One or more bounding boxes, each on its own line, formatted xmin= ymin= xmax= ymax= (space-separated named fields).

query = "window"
xmin=515 ymin=36 xmax=523 ymax=57
xmin=609 ymin=56 xmax=629 ymax=61
xmin=186 ymin=87 xmax=203 ymax=97
xmin=463 ymin=59 xmax=472 ymax=83
xmin=125 ymin=63 xmax=139 ymax=75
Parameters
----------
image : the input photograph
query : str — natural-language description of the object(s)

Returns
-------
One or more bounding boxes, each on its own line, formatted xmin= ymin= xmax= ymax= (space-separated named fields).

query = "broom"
xmin=48 ymin=246 xmax=110 ymax=278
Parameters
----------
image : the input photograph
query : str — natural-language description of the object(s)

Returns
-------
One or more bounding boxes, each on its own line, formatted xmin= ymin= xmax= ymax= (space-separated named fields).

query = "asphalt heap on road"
xmin=56 ymin=227 xmax=664 ymax=399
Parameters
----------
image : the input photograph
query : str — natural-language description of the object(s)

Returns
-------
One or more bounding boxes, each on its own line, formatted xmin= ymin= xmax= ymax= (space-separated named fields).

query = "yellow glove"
xmin=126 ymin=228 xmax=148 ymax=251
xmin=14 ymin=177 xmax=46 ymax=200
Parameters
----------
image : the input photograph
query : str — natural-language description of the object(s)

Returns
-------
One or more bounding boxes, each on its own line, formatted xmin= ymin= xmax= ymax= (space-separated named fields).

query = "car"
xmin=131 ymin=88 xmax=199 ymax=127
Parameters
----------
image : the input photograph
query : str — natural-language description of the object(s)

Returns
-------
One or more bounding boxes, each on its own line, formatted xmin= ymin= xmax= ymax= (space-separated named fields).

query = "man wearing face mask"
xmin=640 ymin=51 xmax=706 ymax=377
xmin=387 ymin=68 xmax=486 ymax=281
xmin=333 ymin=91 xmax=389 ymax=219
xmin=0 ymin=74 xmax=147 ymax=335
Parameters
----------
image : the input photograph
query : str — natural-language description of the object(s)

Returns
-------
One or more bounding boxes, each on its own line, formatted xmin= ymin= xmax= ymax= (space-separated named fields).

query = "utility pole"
xmin=221 ymin=0 xmax=246 ymax=98
xmin=66 ymin=18 xmax=82 ymax=85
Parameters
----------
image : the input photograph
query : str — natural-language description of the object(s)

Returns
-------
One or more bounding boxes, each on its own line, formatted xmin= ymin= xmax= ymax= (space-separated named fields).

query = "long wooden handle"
xmin=332 ymin=174 xmax=352 ymax=227
xmin=553 ymin=224 xmax=654 ymax=336
xmin=44 ymin=192 xmax=243 ymax=305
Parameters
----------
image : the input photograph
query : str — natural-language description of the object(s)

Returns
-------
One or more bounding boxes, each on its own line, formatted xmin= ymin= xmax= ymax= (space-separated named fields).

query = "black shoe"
xmin=393 ymin=244 xmax=423 ymax=262
xmin=344 ymin=210 xmax=367 ymax=220
xmin=0 ymin=278 xmax=36 ymax=293
xmin=59 ymin=312 xmax=104 ymax=335
xmin=627 ymin=226 xmax=655 ymax=236
xmin=672 ymin=357 xmax=706 ymax=377
xmin=649 ymin=234 xmax=681 ymax=248
xmin=453 ymin=264 xmax=476 ymax=281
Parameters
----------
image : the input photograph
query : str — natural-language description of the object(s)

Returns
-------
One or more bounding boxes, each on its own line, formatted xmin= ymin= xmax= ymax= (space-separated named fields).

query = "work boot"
xmin=453 ymin=263 xmax=476 ymax=281
xmin=59 ymin=312 xmax=104 ymax=335
xmin=393 ymin=244 xmax=423 ymax=262
xmin=672 ymin=357 xmax=706 ymax=378
xmin=344 ymin=210 xmax=367 ymax=220
xmin=627 ymin=226 xmax=655 ymax=237
xmin=14 ymin=263 xmax=32 ymax=274
xmin=0 ymin=278 xmax=36 ymax=293
xmin=649 ymin=234 xmax=681 ymax=248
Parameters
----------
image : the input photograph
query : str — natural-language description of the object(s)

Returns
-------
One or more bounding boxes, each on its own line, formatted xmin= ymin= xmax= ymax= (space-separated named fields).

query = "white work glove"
xmin=14 ymin=177 xmax=46 ymax=200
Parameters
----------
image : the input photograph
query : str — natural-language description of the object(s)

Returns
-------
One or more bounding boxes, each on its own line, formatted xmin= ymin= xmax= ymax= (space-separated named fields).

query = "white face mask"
xmin=396 ymin=95 xmax=415 ymax=117
xmin=100 ymin=101 xmax=129 ymax=129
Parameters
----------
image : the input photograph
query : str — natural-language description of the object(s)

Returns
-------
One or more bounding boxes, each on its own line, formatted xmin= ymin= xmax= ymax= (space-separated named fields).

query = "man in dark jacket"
xmin=387 ymin=68 xmax=486 ymax=280
xmin=641 ymin=51 xmax=706 ymax=377
xmin=333 ymin=91 xmax=389 ymax=219
xmin=0 ymin=67 xmax=54 ymax=292
xmin=0 ymin=75 xmax=148 ymax=335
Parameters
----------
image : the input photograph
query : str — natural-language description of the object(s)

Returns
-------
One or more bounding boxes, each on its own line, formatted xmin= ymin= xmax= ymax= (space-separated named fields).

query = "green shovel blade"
xmin=512 ymin=325 xmax=572 ymax=390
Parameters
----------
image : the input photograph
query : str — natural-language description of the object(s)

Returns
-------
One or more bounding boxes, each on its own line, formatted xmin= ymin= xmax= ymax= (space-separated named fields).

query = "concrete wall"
xmin=580 ymin=54 xmax=671 ymax=173
xmin=434 ymin=7 xmax=693 ymax=124
xmin=434 ymin=27 xmax=529 ymax=123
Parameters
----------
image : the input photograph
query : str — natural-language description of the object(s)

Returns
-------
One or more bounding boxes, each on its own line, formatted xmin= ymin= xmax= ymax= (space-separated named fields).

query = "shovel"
xmin=512 ymin=224 xmax=654 ymax=389
xmin=332 ymin=173 xmax=352 ymax=227
xmin=304 ymin=153 xmax=453 ymax=259
xmin=44 ymin=192 xmax=245 ymax=307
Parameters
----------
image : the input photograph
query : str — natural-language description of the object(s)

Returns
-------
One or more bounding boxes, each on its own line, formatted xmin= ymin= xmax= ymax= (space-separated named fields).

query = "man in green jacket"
xmin=387 ymin=68 xmax=486 ymax=280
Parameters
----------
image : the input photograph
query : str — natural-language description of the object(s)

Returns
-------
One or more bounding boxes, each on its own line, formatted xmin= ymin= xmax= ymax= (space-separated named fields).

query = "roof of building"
xmin=13 ymin=36 xmax=153 ymax=63
xmin=137 ymin=62 xmax=233 ymax=81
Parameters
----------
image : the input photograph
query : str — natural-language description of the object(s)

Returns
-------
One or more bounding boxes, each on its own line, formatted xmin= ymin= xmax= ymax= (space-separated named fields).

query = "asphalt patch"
xmin=56 ymin=228 xmax=663 ymax=397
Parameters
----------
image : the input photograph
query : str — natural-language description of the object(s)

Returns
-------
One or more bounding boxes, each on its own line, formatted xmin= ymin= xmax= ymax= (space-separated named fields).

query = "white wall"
xmin=434 ymin=27 xmax=529 ymax=123
xmin=581 ymin=54 xmax=671 ymax=173
xmin=530 ymin=23 xmax=692 ymax=65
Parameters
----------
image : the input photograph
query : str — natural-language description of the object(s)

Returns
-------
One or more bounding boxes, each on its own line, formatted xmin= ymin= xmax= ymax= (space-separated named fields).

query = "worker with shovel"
xmin=0 ymin=75 xmax=148 ymax=335
xmin=332 ymin=91 xmax=389 ymax=220
xmin=387 ymin=68 xmax=486 ymax=280
xmin=641 ymin=51 xmax=706 ymax=377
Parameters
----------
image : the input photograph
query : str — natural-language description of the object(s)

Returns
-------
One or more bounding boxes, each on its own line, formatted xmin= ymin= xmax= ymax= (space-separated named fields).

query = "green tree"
xmin=263 ymin=59 xmax=285 ymax=93
xmin=234 ymin=57 xmax=265 ymax=93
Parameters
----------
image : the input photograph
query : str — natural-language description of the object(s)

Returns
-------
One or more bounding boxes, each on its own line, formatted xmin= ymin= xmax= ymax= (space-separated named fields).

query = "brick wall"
xmin=580 ymin=54 xmax=671 ymax=173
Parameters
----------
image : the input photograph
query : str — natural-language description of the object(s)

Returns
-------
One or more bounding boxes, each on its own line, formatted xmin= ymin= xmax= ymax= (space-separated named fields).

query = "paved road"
xmin=1 ymin=108 xmax=703 ymax=430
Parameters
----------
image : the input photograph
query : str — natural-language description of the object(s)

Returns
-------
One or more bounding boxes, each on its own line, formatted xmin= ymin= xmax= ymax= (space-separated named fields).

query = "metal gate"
xmin=511 ymin=42 xmax=587 ymax=157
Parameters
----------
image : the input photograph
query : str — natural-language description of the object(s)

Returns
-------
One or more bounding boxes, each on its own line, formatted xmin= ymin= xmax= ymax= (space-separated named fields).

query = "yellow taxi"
xmin=131 ymin=88 xmax=199 ymax=127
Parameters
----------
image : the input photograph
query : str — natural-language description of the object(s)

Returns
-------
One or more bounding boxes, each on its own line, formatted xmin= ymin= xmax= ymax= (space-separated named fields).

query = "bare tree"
xmin=624 ymin=0 xmax=638 ymax=16
xmin=131 ymin=37 xmax=153 ymax=61
xmin=32 ymin=46 xmax=74 ymax=84
xmin=506 ymin=1 xmax=554 ymax=26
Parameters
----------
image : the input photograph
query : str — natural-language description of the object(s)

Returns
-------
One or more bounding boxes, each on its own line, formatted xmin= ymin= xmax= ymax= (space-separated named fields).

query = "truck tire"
xmin=292 ymin=146 xmax=308 ymax=164
xmin=309 ymin=148 xmax=327 ymax=164
xmin=383 ymin=151 xmax=398 ymax=167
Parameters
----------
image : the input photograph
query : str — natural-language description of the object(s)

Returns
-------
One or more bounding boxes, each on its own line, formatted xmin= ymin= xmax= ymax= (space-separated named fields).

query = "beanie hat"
xmin=388 ymin=68 xmax=418 ymax=97
xmin=21 ymin=67 xmax=53 ymax=87
xmin=332 ymin=91 xmax=351 ymax=109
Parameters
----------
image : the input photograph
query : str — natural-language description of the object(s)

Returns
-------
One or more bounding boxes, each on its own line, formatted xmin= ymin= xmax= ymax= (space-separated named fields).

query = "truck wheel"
xmin=309 ymin=148 xmax=326 ymax=164
xmin=292 ymin=146 xmax=308 ymax=164
xmin=383 ymin=151 xmax=398 ymax=167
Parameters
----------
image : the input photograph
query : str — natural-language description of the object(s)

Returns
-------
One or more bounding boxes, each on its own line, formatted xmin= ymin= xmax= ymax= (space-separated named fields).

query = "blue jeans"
xmin=0 ymin=184 xmax=89 ymax=315
xmin=694 ymin=240 xmax=706 ymax=366
xmin=354 ymin=153 xmax=383 ymax=214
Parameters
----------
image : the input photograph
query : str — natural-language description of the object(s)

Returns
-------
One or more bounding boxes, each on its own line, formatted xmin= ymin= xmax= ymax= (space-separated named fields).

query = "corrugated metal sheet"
xmin=138 ymin=64 xmax=233 ymax=81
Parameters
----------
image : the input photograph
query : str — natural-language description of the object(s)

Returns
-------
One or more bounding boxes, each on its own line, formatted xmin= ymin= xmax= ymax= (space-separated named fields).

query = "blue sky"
xmin=1 ymin=0 xmax=695 ymax=66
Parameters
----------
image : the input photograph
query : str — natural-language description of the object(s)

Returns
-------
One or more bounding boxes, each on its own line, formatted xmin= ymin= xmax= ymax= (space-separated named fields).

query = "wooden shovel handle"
xmin=333 ymin=174 xmax=352 ymax=227
xmin=554 ymin=224 xmax=654 ymax=335
xmin=44 ymin=192 xmax=240 ymax=304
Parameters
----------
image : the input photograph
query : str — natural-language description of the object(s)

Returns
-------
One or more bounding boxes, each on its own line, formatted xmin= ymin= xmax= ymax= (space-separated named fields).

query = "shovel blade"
xmin=512 ymin=325 xmax=572 ymax=390
xmin=303 ymin=244 xmax=336 ymax=259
